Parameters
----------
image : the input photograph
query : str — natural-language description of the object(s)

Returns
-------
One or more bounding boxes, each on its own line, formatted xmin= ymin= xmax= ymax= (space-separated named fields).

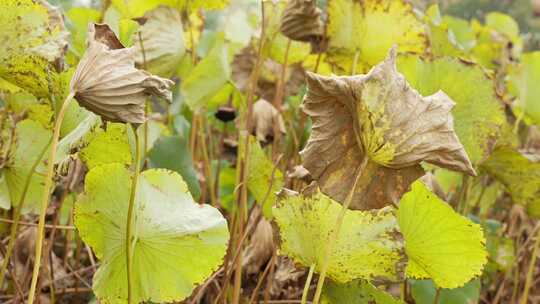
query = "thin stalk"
xmin=0 ymin=136 xmax=52 ymax=288
xmin=199 ymin=117 xmax=217 ymax=205
xmin=27 ymin=92 xmax=74 ymax=304
xmin=519 ymin=224 xmax=540 ymax=304
xmin=248 ymin=253 xmax=276 ymax=304
xmin=301 ymin=264 xmax=316 ymax=304
xmin=126 ymin=124 xmax=142 ymax=304
xmin=137 ymin=31 xmax=150 ymax=169
xmin=312 ymin=157 xmax=368 ymax=304
xmin=433 ymin=288 xmax=441 ymax=304
xmin=351 ymin=50 xmax=360 ymax=75
xmin=230 ymin=2 xmax=267 ymax=302
xmin=401 ymin=279 xmax=408 ymax=301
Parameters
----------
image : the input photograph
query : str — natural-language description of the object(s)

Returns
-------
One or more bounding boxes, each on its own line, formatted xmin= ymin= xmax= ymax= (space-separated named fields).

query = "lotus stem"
xmin=520 ymin=224 xmax=540 ymax=304
xmin=0 ymin=136 xmax=52 ymax=288
xmin=126 ymin=124 xmax=142 ymax=304
xmin=301 ymin=264 xmax=316 ymax=304
xmin=312 ymin=157 xmax=368 ymax=304
xmin=28 ymin=92 xmax=75 ymax=304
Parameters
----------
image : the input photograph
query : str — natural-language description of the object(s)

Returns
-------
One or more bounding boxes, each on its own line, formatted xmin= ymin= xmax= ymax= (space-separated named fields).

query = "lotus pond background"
xmin=1 ymin=0 xmax=540 ymax=303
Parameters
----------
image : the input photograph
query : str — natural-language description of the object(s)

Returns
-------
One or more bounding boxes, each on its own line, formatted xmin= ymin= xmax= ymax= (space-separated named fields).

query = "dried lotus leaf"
xmin=249 ymin=99 xmax=286 ymax=143
xmin=280 ymin=0 xmax=324 ymax=43
xmin=70 ymin=23 xmax=174 ymax=124
xmin=301 ymin=48 xmax=474 ymax=210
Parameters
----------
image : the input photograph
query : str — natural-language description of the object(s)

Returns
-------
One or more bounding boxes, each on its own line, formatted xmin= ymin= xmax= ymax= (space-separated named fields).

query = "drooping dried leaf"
xmin=70 ymin=23 xmax=174 ymax=124
xmin=280 ymin=0 xmax=324 ymax=43
xmin=132 ymin=6 xmax=185 ymax=78
xmin=242 ymin=209 xmax=275 ymax=275
xmin=301 ymin=48 xmax=475 ymax=210
xmin=397 ymin=54 xmax=505 ymax=164
xmin=249 ymin=99 xmax=286 ymax=143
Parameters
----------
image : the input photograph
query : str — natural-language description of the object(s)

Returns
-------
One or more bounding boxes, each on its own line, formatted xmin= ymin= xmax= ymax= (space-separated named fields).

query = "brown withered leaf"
xmin=242 ymin=212 xmax=275 ymax=275
xmin=280 ymin=0 xmax=324 ymax=43
xmin=70 ymin=23 xmax=174 ymax=124
xmin=132 ymin=6 xmax=185 ymax=77
xmin=301 ymin=48 xmax=475 ymax=210
xmin=249 ymin=99 xmax=286 ymax=143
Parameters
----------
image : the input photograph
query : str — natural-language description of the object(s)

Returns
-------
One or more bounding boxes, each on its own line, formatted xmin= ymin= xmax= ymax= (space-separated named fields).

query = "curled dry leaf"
xmin=133 ymin=6 xmax=186 ymax=78
xmin=288 ymin=165 xmax=312 ymax=182
xmin=242 ymin=210 xmax=275 ymax=275
xmin=301 ymin=48 xmax=475 ymax=210
xmin=70 ymin=23 xmax=174 ymax=124
xmin=280 ymin=0 xmax=324 ymax=43
xmin=249 ymin=99 xmax=286 ymax=143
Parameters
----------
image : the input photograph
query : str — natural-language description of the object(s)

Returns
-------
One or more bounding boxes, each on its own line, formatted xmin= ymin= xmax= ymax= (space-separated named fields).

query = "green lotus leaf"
xmin=327 ymin=0 xmax=426 ymax=72
xmin=55 ymin=113 xmax=101 ymax=167
xmin=397 ymin=55 xmax=505 ymax=164
xmin=75 ymin=164 xmax=229 ymax=303
xmin=148 ymin=134 xmax=201 ymax=201
xmin=180 ymin=34 xmax=232 ymax=111
xmin=322 ymin=280 xmax=404 ymax=304
xmin=1 ymin=119 xmax=51 ymax=213
xmin=273 ymin=191 xmax=405 ymax=283
xmin=65 ymin=7 xmax=102 ymax=61
xmin=481 ymin=147 xmax=540 ymax=218
xmin=247 ymin=136 xmax=284 ymax=219
xmin=410 ymin=279 xmax=481 ymax=304
xmin=4 ymin=92 xmax=53 ymax=129
xmin=80 ymin=124 xmax=132 ymax=169
xmin=508 ymin=52 xmax=540 ymax=125
xmin=397 ymin=181 xmax=488 ymax=288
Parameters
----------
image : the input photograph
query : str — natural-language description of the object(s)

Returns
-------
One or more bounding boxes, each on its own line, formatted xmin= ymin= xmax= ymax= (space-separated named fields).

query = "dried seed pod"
xmin=249 ymin=99 xmax=286 ymax=143
xmin=132 ymin=6 xmax=185 ymax=77
xmin=280 ymin=0 xmax=324 ymax=43
xmin=215 ymin=106 xmax=237 ymax=122
xmin=70 ymin=23 xmax=174 ymax=124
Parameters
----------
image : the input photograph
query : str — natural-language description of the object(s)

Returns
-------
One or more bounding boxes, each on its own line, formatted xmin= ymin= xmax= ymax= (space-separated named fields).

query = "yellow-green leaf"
xmin=273 ymin=191 xmax=404 ymax=283
xmin=397 ymin=181 xmax=488 ymax=288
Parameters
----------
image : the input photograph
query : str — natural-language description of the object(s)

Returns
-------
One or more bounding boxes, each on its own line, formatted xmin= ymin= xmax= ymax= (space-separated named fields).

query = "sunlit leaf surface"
xmin=75 ymin=164 xmax=229 ymax=303
xmin=273 ymin=191 xmax=404 ymax=283
xmin=398 ymin=182 xmax=487 ymax=288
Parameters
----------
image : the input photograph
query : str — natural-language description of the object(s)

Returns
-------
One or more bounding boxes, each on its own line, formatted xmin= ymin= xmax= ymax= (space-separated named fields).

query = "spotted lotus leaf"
xmin=0 ymin=0 xmax=69 ymax=97
xmin=326 ymin=0 xmax=426 ymax=73
xmin=301 ymin=48 xmax=475 ymax=210
xmin=273 ymin=190 xmax=405 ymax=283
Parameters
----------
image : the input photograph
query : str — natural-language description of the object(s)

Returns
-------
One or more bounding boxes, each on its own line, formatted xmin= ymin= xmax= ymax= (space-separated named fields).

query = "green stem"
xmin=301 ymin=264 xmax=316 ymax=304
xmin=519 ymin=224 xmax=540 ymax=304
xmin=312 ymin=157 xmax=368 ymax=304
xmin=126 ymin=124 xmax=142 ymax=304
xmin=0 ymin=136 xmax=52 ymax=288
xmin=27 ymin=92 xmax=74 ymax=304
